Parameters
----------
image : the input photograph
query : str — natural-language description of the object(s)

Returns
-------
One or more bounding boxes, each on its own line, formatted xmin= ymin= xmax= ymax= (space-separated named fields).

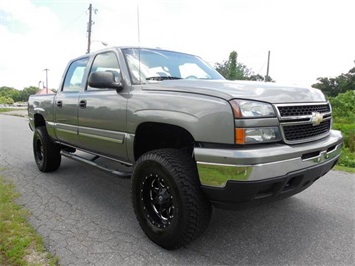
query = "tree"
xmin=312 ymin=62 xmax=355 ymax=97
xmin=0 ymin=96 xmax=14 ymax=104
xmin=215 ymin=61 xmax=229 ymax=78
xmin=0 ymin=86 xmax=40 ymax=102
xmin=248 ymin=74 xmax=265 ymax=81
xmin=0 ymin=86 xmax=21 ymax=102
xmin=215 ymin=51 xmax=251 ymax=80
xmin=329 ymin=90 xmax=355 ymax=125
xmin=227 ymin=51 xmax=238 ymax=80
xmin=19 ymin=86 xmax=40 ymax=102
xmin=215 ymin=51 xmax=273 ymax=82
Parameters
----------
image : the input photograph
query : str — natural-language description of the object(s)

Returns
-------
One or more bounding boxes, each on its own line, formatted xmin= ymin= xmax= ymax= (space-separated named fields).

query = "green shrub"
xmin=338 ymin=147 xmax=355 ymax=168
xmin=332 ymin=123 xmax=355 ymax=152
xmin=329 ymin=90 xmax=355 ymax=168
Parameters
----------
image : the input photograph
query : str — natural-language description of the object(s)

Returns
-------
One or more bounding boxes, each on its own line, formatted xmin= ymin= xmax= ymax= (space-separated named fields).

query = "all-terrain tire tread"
xmin=33 ymin=126 xmax=61 ymax=172
xmin=132 ymin=148 xmax=212 ymax=249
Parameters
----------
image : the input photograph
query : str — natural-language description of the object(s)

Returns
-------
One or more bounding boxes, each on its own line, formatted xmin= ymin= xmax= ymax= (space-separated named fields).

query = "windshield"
xmin=122 ymin=48 xmax=224 ymax=84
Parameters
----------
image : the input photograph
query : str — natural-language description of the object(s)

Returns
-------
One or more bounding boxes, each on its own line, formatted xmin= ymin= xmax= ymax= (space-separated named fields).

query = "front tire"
xmin=33 ymin=126 xmax=61 ymax=172
xmin=132 ymin=149 xmax=211 ymax=249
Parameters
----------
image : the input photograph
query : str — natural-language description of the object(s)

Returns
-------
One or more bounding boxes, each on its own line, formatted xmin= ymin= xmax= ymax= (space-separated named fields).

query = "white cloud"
xmin=0 ymin=0 xmax=354 ymax=89
xmin=0 ymin=0 xmax=86 ymax=89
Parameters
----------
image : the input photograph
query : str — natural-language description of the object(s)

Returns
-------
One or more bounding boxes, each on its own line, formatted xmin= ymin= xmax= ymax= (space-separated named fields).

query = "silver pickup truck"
xmin=28 ymin=47 xmax=343 ymax=249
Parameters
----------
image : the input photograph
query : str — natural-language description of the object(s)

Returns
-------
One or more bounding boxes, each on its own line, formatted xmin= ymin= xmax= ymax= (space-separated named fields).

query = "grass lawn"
xmin=0 ymin=174 xmax=58 ymax=265
xmin=334 ymin=165 xmax=355 ymax=174
xmin=0 ymin=108 xmax=27 ymax=113
xmin=0 ymin=108 xmax=14 ymax=113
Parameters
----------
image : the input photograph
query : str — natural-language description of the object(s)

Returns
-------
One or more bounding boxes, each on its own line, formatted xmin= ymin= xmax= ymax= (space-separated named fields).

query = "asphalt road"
xmin=0 ymin=114 xmax=354 ymax=265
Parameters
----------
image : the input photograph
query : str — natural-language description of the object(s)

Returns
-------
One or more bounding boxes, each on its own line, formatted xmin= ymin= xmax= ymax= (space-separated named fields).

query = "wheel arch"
xmin=133 ymin=122 xmax=195 ymax=161
xmin=34 ymin=113 xmax=46 ymax=128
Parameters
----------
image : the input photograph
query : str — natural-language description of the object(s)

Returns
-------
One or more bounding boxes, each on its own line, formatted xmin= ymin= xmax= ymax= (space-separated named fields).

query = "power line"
xmin=61 ymin=11 xmax=86 ymax=32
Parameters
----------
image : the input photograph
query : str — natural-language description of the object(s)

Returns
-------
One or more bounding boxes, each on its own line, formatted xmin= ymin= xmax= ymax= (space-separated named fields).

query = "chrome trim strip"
xmin=275 ymin=102 xmax=330 ymax=106
xmin=55 ymin=123 xmax=78 ymax=135
xmin=278 ymin=112 xmax=332 ymax=121
xmin=280 ymin=116 xmax=331 ymax=126
xmin=78 ymin=126 xmax=126 ymax=144
xmin=275 ymin=102 xmax=330 ymax=108
xmin=79 ymin=132 xmax=123 ymax=144
xmin=195 ymin=130 xmax=343 ymax=187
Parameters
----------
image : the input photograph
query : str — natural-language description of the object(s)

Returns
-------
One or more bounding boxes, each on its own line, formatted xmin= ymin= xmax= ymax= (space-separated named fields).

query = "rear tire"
xmin=33 ymin=126 xmax=61 ymax=172
xmin=132 ymin=149 xmax=211 ymax=249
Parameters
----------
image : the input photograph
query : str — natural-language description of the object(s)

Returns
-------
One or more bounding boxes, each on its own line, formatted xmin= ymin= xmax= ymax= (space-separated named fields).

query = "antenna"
xmin=137 ymin=4 xmax=141 ymax=84
xmin=137 ymin=4 xmax=141 ymax=47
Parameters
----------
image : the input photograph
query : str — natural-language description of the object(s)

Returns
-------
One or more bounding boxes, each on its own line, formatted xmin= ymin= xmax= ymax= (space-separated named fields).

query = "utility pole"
xmin=265 ymin=50 xmax=270 ymax=82
xmin=86 ymin=4 xmax=98 ymax=53
xmin=87 ymin=4 xmax=93 ymax=54
xmin=43 ymin=69 xmax=49 ymax=93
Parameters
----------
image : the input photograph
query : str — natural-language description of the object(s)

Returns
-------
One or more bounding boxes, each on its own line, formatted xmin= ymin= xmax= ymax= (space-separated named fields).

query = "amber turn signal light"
xmin=235 ymin=128 xmax=245 ymax=144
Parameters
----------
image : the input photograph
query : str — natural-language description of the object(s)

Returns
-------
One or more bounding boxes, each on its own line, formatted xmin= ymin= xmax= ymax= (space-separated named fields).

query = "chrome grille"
xmin=276 ymin=103 xmax=332 ymax=144
xmin=278 ymin=104 xmax=330 ymax=117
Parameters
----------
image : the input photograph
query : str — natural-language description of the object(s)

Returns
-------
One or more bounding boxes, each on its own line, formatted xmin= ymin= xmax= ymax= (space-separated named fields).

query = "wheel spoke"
xmin=141 ymin=174 xmax=175 ymax=227
xmin=152 ymin=196 xmax=161 ymax=204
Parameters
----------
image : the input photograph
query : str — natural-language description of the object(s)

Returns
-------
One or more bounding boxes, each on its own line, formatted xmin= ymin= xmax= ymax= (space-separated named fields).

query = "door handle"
xmin=57 ymin=100 xmax=63 ymax=108
xmin=79 ymin=100 xmax=87 ymax=109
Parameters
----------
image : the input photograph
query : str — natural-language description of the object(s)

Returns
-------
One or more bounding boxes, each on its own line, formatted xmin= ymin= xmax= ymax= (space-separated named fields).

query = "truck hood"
xmin=144 ymin=80 xmax=326 ymax=103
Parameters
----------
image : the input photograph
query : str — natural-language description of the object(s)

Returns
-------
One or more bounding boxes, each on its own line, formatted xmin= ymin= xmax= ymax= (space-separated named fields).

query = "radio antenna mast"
xmin=137 ymin=5 xmax=141 ymax=47
xmin=137 ymin=4 xmax=141 ymax=84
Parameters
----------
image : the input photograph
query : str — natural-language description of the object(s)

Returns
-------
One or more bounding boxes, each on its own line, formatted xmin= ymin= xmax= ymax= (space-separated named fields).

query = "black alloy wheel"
xmin=141 ymin=173 xmax=175 ymax=229
xmin=33 ymin=126 xmax=61 ymax=172
xmin=132 ymin=149 xmax=212 ymax=249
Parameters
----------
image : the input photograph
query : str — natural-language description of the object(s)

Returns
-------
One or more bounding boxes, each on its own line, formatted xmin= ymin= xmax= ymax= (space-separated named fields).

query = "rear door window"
xmin=62 ymin=58 xmax=89 ymax=93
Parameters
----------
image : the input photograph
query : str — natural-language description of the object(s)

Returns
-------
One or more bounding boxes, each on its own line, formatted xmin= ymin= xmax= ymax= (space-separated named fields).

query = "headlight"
xmin=235 ymin=127 xmax=281 ymax=144
xmin=230 ymin=100 xmax=275 ymax=118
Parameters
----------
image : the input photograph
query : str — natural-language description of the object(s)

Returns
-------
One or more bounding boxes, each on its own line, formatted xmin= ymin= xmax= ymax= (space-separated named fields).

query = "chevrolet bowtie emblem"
xmin=311 ymin=112 xmax=323 ymax=126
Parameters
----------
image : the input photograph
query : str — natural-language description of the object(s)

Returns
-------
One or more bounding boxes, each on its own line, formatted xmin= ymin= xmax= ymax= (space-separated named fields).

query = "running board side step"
xmin=61 ymin=151 xmax=132 ymax=178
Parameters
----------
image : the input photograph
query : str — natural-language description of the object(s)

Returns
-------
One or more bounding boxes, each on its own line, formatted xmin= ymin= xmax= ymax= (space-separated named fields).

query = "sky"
xmin=0 ymin=0 xmax=354 ymax=90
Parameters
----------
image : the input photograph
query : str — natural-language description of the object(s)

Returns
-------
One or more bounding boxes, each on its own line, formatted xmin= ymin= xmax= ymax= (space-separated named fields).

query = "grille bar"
xmin=276 ymin=103 xmax=332 ymax=144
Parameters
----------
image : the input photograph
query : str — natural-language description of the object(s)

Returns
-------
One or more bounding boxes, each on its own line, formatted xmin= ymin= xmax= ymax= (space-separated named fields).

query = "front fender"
xmin=127 ymin=92 xmax=235 ymax=144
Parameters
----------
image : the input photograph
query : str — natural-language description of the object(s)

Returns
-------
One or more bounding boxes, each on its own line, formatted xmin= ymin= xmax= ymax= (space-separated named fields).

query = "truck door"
xmin=78 ymin=51 xmax=128 ymax=162
xmin=55 ymin=57 xmax=89 ymax=146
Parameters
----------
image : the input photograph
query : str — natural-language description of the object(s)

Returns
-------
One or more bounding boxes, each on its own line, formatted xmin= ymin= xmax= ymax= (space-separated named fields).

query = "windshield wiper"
xmin=146 ymin=76 xmax=182 ymax=81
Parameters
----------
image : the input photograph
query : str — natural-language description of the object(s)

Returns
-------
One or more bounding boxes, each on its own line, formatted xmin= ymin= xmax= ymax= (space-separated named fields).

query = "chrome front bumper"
xmin=195 ymin=130 xmax=343 ymax=188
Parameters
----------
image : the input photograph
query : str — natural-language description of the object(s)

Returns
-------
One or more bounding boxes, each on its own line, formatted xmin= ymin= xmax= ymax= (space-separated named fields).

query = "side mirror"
xmin=88 ymin=71 xmax=123 ymax=90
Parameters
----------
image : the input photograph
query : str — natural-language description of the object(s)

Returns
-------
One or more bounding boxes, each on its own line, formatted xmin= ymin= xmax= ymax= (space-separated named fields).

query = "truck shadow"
xmin=188 ymin=188 xmax=346 ymax=265
xmin=41 ymin=158 xmax=345 ymax=265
